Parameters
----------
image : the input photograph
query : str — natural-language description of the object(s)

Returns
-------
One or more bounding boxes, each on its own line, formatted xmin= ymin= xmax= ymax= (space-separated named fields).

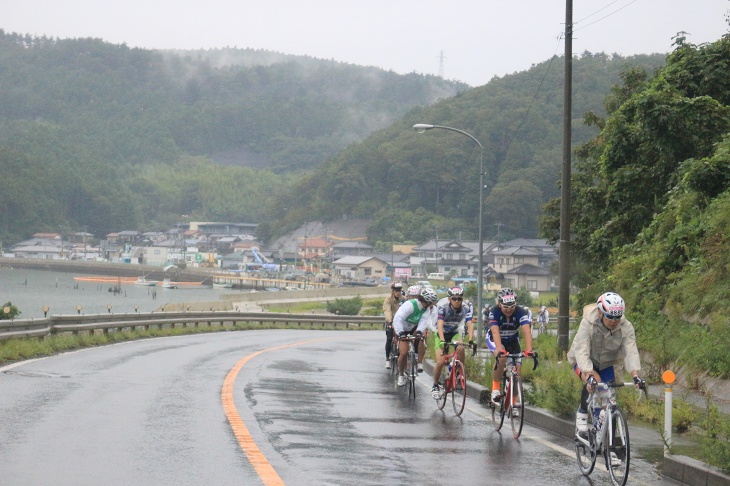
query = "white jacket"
xmin=567 ymin=304 xmax=641 ymax=374
xmin=393 ymin=299 xmax=435 ymax=335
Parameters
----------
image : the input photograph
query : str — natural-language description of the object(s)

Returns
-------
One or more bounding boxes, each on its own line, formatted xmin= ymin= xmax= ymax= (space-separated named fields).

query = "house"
xmin=332 ymin=241 xmax=374 ymax=258
xmin=117 ymin=231 xmax=141 ymax=243
xmin=411 ymin=239 xmax=479 ymax=278
xmin=371 ymin=252 xmax=411 ymax=280
xmin=298 ymin=237 xmax=332 ymax=261
xmin=487 ymin=245 xmax=555 ymax=292
xmin=490 ymin=246 xmax=541 ymax=273
xmin=333 ymin=256 xmax=388 ymax=281
xmin=502 ymin=238 xmax=557 ymax=269
xmin=501 ymin=263 xmax=552 ymax=292
xmin=139 ymin=246 xmax=171 ymax=266
xmin=12 ymin=243 xmax=63 ymax=260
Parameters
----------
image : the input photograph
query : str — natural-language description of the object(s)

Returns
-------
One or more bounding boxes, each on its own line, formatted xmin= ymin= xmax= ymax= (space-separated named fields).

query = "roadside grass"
xmin=264 ymin=297 xmax=384 ymax=316
xmin=265 ymin=301 xmax=327 ymax=313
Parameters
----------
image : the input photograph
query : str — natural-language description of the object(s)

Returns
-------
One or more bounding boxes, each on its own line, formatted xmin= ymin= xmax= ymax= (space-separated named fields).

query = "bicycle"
xmin=574 ymin=380 xmax=642 ymax=486
xmin=537 ymin=315 xmax=548 ymax=335
xmin=435 ymin=341 xmax=477 ymax=416
xmin=491 ymin=351 xmax=538 ymax=438
xmin=387 ymin=330 xmax=399 ymax=376
xmin=397 ymin=334 xmax=420 ymax=399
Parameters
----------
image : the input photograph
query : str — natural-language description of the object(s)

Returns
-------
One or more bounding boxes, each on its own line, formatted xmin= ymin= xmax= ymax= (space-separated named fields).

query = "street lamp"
xmin=413 ymin=123 xmax=485 ymax=344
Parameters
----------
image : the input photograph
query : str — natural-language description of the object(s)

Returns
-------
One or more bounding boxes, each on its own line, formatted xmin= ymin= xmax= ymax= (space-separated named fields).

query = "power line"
xmin=574 ymin=0 xmax=638 ymax=33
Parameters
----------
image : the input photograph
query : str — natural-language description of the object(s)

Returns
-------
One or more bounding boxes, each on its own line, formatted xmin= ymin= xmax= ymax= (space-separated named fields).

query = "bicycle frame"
xmin=574 ymin=381 xmax=638 ymax=486
xmin=436 ymin=342 xmax=475 ymax=416
xmin=491 ymin=352 xmax=538 ymax=439
xmin=398 ymin=335 xmax=421 ymax=400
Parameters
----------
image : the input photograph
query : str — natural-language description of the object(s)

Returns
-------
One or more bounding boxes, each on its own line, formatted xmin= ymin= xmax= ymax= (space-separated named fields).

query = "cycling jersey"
xmin=437 ymin=301 xmax=473 ymax=334
xmin=488 ymin=305 xmax=531 ymax=344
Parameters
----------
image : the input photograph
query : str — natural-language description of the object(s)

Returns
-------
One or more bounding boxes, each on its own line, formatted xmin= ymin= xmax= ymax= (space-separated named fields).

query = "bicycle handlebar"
xmin=588 ymin=380 xmax=646 ymax=400
xmin=443 ymin=341 xmax=478 ymax=357
xmin=492 ymin=351 xmax=539 ymax=371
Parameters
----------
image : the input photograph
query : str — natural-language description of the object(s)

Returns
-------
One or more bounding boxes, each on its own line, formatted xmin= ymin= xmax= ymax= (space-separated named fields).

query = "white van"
xmin=417 ymin=280 xmax=433 ymax=288
xmin=427 ymin=273 xmax=445 ymax=280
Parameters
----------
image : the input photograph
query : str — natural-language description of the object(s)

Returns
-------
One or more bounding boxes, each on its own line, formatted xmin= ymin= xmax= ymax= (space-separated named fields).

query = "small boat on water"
xmin=161 ymin=278 xmax=177 ymax=289
xmin=213 ymin=282 xmax=234 ymax=289
xmin=135 ymin=276 xmax=156 ymax=286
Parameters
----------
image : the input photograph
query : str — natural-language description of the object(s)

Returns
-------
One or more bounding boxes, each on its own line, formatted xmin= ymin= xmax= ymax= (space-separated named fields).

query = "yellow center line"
xmin=221 ymin=337 xmax=337 ymax=486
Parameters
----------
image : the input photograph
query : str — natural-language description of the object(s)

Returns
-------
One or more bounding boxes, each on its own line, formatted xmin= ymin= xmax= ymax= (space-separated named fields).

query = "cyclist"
xmin=431 ymin=287 xmax=474 ymax=398
xmin=383 ymin=282 xmax=405 ymax=369
xmin=392 ymin=287 xmax=439 ymax=386
xmin=487 ymin=288 xmax=534 ymax=406
xmin=537 ymin=305 xmax=549 ymax=333
xmin=567 ymin=292 xmax=645 ymax=435
xmin=523 ymin=305 xmax=534 ymax=331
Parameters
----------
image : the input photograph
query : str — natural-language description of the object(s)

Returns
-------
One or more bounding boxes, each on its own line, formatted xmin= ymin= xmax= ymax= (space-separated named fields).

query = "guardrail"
xmin=0 ymin=311 xmax=384 ymax=340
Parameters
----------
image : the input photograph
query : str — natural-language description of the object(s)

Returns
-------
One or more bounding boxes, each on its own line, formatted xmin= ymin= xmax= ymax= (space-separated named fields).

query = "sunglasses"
xmin=603 ymin=313 xmax=621 ymax=320
xmin=451 ymin=297 xmax=463 ymax=301
xmin=500 ymin=302 xmax=516 ymax=309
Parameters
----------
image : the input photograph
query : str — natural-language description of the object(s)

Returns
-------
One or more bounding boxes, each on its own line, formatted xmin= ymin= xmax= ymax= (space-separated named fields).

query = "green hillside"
xmin=257 ymin=52 xmax=667 ymax=243
xmin=0 ymin=31 xmax=465 ymax=242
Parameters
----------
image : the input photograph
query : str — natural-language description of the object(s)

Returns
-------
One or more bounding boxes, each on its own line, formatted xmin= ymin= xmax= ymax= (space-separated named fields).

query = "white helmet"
xmin=597 ymin=292 xmax=625 ymax=317
xmin=419 ymin=287 xmax=438 ymax=303
xmin=407 ymin=285 xmax=421 ymax=296
xmin=447 ymin=286 xmax=464 ymax=297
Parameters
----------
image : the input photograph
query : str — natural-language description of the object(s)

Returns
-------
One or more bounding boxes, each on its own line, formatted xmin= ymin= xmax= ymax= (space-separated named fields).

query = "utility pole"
xmin=558 ymin=0 xmax=573 ymax=353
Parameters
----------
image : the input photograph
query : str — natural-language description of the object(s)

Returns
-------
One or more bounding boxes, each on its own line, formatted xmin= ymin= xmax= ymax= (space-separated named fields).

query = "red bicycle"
xmin=435 ymin=342 xmax=476 ymax=416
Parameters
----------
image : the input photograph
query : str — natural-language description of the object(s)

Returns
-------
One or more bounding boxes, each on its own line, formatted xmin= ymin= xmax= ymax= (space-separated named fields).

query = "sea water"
xmin=0 ymin=268 xmax=241 ymax=319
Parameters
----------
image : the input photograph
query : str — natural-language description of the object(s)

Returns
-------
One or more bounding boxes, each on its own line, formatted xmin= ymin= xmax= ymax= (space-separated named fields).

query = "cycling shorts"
xmin=487 ymin=331 xmax=522 ymax=364
xmin=432 ymin=331 xmax=460 ymax=351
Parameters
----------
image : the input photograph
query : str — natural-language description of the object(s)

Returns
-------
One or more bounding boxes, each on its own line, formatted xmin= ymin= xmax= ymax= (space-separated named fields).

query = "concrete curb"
xmin=422 ymin=359 xmax=729 ymax=486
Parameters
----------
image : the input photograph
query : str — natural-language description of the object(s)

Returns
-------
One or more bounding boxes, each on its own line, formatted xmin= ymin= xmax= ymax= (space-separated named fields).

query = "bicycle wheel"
xmin=407 ymin=351 xmax=417 ymax=399
xmin=452 ymin=360 xmax=466 ymax=416
xmin=436 ymin=378 xmax=448 ymax=410
xmin=575 ymin=407 xmax=597 ymax=476
xmin=491 ymin=380 xmax=506 ymax=431
xmin=390 ymin=339 xmax=399 ymax=376
xmin=606 ymin=407 xmax=630 ymax=486
xmin=510 ymin=375 xmax=524 ymax=438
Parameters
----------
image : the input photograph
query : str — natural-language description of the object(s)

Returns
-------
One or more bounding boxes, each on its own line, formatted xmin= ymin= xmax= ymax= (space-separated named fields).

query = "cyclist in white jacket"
xmin=567 ymin=292 xmax=645 ymax=433
xmin=392 ymin=287 xmax=438 ymax=386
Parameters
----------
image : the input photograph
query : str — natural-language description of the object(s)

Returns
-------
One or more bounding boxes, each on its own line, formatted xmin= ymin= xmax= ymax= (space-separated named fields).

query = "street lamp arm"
xmin=413 ymin=124 xmax=483 ymax=151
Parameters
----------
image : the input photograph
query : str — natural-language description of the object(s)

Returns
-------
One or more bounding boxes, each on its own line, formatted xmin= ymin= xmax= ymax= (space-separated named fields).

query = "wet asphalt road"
xmin=0 ymin=330 xmax=674 ymax=485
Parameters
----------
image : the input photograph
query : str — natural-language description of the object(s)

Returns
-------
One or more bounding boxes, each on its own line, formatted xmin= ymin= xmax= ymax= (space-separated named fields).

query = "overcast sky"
xmin=4 ymin=0 xmax=729 ymax=86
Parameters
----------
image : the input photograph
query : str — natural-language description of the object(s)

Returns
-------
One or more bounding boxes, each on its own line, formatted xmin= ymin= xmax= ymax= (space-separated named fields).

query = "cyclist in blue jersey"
xmin=487 ymin=288 xmax=534 ymax=404
xmin=431 ymin=287 xmax=474 ymax=398
xmin=392 ymin=287 xmax=439 ymax=387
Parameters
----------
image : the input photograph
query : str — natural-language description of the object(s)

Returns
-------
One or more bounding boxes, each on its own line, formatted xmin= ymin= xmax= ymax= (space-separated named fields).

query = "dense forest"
xmin=0 ymin=31 xmax=465 ymax=243
xmin=256 ymin=51 xmax=667 ymax=243
xmin=539 ymin=33 xmax=730 ymax=378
